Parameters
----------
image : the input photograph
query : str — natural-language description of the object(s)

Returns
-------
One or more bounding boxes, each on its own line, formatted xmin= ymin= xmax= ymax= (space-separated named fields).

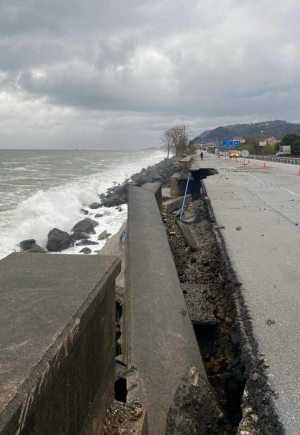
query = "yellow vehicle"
xmin=229 ymin=150 xmax=239 ymax=158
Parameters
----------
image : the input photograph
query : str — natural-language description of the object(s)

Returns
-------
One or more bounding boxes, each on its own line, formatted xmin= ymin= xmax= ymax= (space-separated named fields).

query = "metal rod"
xmin=180 ymin=172 xmax=191 ymax=220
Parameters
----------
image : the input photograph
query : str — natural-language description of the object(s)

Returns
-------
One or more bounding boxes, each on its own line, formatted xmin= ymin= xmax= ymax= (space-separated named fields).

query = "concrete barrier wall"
xmin=142 ymin=182 xmax=162 ymax=208
xmin=0 ymin=253 xmax=120 ymax=435
xmin=125 ymin=185 xmax=205 ymax=435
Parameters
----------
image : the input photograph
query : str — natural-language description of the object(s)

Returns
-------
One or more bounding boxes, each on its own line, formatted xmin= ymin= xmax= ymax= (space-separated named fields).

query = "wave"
xmin=0 ymin=150 xmax=166 ymax=259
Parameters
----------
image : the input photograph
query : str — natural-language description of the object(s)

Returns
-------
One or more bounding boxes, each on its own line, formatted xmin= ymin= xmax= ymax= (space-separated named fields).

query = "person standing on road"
xmin=200 ymin=151 xmax=204 ymax=160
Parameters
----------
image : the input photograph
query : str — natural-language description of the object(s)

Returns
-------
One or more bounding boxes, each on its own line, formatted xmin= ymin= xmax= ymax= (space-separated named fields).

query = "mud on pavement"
xmin=163 ymin=184 xmax=285 ymax=435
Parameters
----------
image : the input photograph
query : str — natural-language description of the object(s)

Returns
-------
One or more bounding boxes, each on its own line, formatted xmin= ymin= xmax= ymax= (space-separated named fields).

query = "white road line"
xmin=249 ymin=173 xmax=300 ymax=198
xmin=278 ymin=187 xmax=300 ymax=198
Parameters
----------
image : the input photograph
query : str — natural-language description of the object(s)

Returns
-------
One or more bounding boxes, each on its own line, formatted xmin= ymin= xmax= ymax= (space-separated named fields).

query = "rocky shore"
xmin=99 ymin=158 xmax=179 ymax=207
xmin=18 ymin=157 xmax=179 ymax=254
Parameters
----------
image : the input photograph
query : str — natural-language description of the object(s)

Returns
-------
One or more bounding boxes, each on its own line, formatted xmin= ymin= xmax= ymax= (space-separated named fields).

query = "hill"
xmin=192 ymin=120 xmax=300 ymax=142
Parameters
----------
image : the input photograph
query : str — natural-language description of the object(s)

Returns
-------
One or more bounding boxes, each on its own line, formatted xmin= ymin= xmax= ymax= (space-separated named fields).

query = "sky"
xmin=0 ymin=0 xmax=300 ymax=149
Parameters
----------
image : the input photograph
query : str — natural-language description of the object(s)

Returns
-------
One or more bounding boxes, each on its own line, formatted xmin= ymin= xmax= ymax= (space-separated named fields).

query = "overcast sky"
xmin=0 ymin=0 xmax=299 ymax=149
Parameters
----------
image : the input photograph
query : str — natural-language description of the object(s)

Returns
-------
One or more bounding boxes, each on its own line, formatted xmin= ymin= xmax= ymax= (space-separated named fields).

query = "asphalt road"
xmin=201 ymin=154 xmax=300 ymax=434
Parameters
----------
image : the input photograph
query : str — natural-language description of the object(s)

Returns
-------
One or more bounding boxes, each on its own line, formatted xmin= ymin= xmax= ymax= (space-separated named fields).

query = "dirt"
xmin=163 ymin=197 xmax=246 ymax=433
xmin=102 ymin=400 xmax=144 ymax=435
xmin=163 ymin=185 xmax=285 ymax=435
xmin=164 ymin=197 xmax=238 ymax=369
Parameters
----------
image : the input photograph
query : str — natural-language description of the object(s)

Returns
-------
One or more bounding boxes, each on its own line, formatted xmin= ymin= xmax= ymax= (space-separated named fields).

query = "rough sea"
xmin=0 ymin=149 xmax=166 ymax=259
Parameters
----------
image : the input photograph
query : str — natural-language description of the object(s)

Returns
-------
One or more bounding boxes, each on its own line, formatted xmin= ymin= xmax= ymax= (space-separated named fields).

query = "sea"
xmin=0 ymin=149 xmax=166 ymax=259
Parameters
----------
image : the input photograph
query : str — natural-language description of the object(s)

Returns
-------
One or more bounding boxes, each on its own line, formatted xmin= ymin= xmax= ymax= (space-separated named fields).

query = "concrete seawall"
xmin=125 ymin=184 xmax=206 ymax=435
xmin=0 ymin=253 xmax=120 ymax=435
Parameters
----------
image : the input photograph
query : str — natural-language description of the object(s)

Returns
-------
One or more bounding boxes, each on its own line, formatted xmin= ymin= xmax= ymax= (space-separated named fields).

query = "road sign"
xmin=222 ymin=140 xmax=240 ymax=147
xmin=241 ymin=149 xmax=249 ymax=165
xmin=241 ymin=150 xmax=249 ymax=157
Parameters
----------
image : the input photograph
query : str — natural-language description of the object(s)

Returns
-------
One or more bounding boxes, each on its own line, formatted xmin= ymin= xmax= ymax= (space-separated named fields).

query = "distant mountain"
xmin=141 ymin=147 xmax=158 ymax=150
xmin=197 ymin=129 xmax=212 ymax=138
xmin=192 ymin=120 xmax=300 ymax=142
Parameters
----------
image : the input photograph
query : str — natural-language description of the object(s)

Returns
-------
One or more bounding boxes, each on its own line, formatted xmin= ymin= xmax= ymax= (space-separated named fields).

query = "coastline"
xmin=16 ymin=157 xmax=179 ymax=257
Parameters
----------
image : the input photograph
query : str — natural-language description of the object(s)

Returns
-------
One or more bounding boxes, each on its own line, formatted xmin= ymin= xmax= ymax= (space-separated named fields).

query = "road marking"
xmin=278 ymin=187 xmax=300 ymax=198
xmin=249 ymin=173 xmax=300 ymax=198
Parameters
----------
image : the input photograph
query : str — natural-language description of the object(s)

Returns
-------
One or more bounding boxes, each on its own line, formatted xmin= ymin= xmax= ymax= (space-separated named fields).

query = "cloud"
xmin=0 ymin=0 xmax=299 ymax=149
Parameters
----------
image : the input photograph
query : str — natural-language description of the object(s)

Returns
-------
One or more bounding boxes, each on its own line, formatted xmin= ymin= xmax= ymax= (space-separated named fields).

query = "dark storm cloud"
xmin=0 ymin=0 xmax=299 ymax=149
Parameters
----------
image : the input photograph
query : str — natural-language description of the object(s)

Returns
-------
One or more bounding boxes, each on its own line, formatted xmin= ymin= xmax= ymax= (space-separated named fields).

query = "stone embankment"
xmin=99 ymin=158 xmax=179 ymax=207
xmin=18 ymin=158 xmax=179 ymax=254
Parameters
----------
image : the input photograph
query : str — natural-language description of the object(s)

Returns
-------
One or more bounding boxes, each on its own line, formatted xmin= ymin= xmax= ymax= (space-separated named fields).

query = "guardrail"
xmin=250 ymin=155 xmax=300 ymax=165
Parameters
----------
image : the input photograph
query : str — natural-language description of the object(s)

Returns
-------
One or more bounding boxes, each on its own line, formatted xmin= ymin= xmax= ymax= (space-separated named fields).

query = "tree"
xmin=243 ymin=137 xmax=262 ymax=155
xmin=292 ymin=139 xmax=300 ymax=152
xmin=262 ymin=144 xmax=276 ymax=155
xmin=281 ymin=134 xmax=298 ymax=145
xmin=160 ymin=129 xmax=174 ymax=159
xmin=188 ymin=141 xmax=198 ymax=154
xmin=279 ymin=134 xmax=300 ymax=153
xmin=274 ymin=142 xmax=280 ymax=152
xmin=160 ymin=125 xmax=191 ymax=158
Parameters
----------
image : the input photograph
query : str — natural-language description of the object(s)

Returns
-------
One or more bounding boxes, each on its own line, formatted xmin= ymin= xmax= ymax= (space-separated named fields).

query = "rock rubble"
xmin=99 ymin=158 xmax=179 ymax=207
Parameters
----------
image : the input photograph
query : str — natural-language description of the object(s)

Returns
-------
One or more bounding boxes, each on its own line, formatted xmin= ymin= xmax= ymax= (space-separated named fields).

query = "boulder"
xmin=95 ymin=213 xmax=104 ymax=218
xmin=166 ymin=367 xmax=229 ymax=435
xmin=100 ymin=192 xmax=121 ymax=207
xmin=76 ymin=240 xmax=99 ymax=246
xmin=71 ymin=218 xmax=99 ymax=234
xmin=46 ymin=229 xmax=75 ymax=252
xmin=97 ymin=158 xmax=180 ymax=208
xmin=80 ymin=209 xmax=89 ymax=215
xmin=27 ymin=244 xmax=46 ymax=253
xmin=80 ymin=247 xmax=92 ymax=254
xmin=20 ymin=239 xmax=36 ymax=251
xmin=98 ymin=230 xmax=107 ymax=240
xmin=71 ymin=232 xmax=91 ymax=240
xmin=89 ymin=202 xmax=102 ymax=209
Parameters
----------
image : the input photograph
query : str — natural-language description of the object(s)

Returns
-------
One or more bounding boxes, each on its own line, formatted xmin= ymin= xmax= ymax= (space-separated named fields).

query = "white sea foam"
xmin=0 ymin=150 xmax=166 ymax=259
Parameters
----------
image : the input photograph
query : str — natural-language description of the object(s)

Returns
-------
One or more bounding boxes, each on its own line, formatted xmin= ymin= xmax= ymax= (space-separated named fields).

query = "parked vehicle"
xmin=276 ymin=145 xmax=291 ymax=157
xmin=229 ymin=150 xmax=239 ymax=158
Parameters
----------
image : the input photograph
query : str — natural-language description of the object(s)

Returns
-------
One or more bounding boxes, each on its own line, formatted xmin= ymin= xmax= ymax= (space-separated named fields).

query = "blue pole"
xmin=180 ymin=172 xmax=191 ymax=220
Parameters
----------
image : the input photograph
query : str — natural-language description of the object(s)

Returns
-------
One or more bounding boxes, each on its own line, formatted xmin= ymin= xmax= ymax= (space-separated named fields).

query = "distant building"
xmin=205 ymin=140 xmax=218 ymax=147
xmin=265 ymin=137 xmax=279 ymax=144
xmin=259 ymin=137 xmax=279 ymax=147
xmin=233 ymin=136 xmax=246 ymax=143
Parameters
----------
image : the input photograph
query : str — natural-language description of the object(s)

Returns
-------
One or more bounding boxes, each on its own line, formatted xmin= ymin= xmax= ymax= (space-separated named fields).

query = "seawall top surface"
xmin=127 ymin=186 xmax=205 ymax=435
xmin=201 ymin=155 xmax=300 ymax=434
xmin=0 ymin=253 xmax=120 ymax=417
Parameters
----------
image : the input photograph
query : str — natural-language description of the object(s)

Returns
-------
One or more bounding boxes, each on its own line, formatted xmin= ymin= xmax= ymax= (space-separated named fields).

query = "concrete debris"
xmin=165 ymin=366 xmax=230 ymax=435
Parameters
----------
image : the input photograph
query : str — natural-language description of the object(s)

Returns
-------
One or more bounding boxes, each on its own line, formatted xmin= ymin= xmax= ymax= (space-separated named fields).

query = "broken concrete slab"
xmin=162 ymin=187 xmax=171 ymax=200
xmin=181 ymin=205 xmax=204 ymax=224
xmin=163 ymin=194 xmax=192 ymax=214
xmin=176 ymin=220 xmax=199 ymax=251
xmin=165 ymin=366 xmax=230 ymax=435
xmin=181 ymin=283 xmax=218 ymax=325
